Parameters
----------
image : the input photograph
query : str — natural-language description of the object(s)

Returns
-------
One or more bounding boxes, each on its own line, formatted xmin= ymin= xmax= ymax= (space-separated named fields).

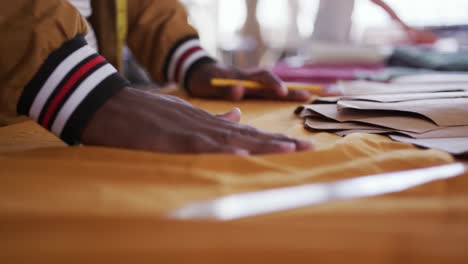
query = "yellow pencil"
xmin=210 ymin=78 xmax=323 ymax=92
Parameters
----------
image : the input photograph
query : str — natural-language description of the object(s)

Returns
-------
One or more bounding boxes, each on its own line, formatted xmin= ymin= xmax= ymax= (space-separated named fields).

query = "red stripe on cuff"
xmin=174 ymin=46 xmax=202 ymax=83
xmin=40 ymin=56 xmax=106 ymax=127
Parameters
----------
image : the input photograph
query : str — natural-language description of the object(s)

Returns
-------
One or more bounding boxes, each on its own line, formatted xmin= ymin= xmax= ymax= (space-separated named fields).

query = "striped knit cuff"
xmin=163 ymin=36 xmax=215 ymax=89
xmin=17 ymin=35 xmax=129 ymax=145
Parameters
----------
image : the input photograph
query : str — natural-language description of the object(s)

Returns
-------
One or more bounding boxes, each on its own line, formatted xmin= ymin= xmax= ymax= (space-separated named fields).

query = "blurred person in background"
xmin=0 ymin=0 xmax=313 ymax=155
xmin=313 ymin=0 xmax=438 ymax=44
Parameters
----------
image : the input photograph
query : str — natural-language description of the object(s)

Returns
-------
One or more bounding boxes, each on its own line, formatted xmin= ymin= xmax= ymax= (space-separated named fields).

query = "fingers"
xmin=188 ymin=62 xmax=312 ymax=102
xmin=292 ymin=139 xmax=314 ymax=151
xmin=200 ymin=123 xmax=314 ymax=154
xmin=181 ymin=134 xmax=250 ymax=155
xmin=162 ymin=94 xmax=315 ymax=154
xmin=176 ymin=132 xmax=296 ymax=155
xmin=246 ymin=88 xmax=312 ymax=102
xmin=182 ymin=108 xmax=314 ymax=153
xmin=83 ymin=86 xmax=313 ymax=156
xmin=209 ymin=83 xmax=245 ymax=101
xmin=229 ymin=84 xmax=245 ymax=101
xmin=212 ymin=69 xmax=291 ymax=101
xmin=233 ymin=127 xmax=314 ymax=152
xmin=231 ymin=133 xmax=313 ymax=154
xmin=173 ymin=130 xmax=310 ymax=156
xmin=258 ymin=132 xmax=314 ymax=151
xmin=244 ymin=69 xmax=288 ymax=97
xmin=284 ymin=90 xmax=313 ymax=102
xmin=243 ymin=139 xmax=296 ymax=155
xmin=406 ymin=28 xmax=438 ymax=44
xmin=216 ymin=108 xmax=242 ymax=123
xmin=147 ymin=88 xmax=313 ymax=154
xmin=193 ymin=111 xmax=314 ymax=152
xmin=240 ymin=70 xmax=313 ymax=101
xmin=208 ymin=130 xmax=297 ymax=155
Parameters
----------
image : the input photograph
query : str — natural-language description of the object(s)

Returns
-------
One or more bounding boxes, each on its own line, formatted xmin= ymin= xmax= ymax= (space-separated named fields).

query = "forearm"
xmin=371 ymin=0 xmax=410 ymax=30
xmin=126 ymin=0 xmax=214 ymax=88
xmin=0 ymin=0 xmax=89 ymax=124
xmin=18 ymin=36 xmax=129 ymax=144
xmin=370 ymin=0 xmax=438 ymax=44
xmin=0 ymin=0 xmax=129 ymax=144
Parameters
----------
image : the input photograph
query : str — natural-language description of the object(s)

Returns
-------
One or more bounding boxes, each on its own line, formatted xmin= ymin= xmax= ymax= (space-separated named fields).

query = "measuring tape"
xmin=115 ymin=0 xmax=128 ymax=69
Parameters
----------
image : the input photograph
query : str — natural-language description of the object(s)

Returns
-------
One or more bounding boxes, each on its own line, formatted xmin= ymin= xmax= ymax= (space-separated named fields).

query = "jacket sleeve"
xmin=0 ymin=0 xmax=129 ymax=144
xmin=127 ymin=0 xmax=215 ymax=89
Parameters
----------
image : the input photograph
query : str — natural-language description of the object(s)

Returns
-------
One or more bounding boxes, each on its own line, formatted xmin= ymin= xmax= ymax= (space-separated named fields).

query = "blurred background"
xmin=180 ymin=0 xmax=468 ymax=67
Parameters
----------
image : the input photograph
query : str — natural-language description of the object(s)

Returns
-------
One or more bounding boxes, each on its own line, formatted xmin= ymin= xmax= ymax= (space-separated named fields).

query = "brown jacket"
xmin=0 ymin=0 xmax=212 ymax=142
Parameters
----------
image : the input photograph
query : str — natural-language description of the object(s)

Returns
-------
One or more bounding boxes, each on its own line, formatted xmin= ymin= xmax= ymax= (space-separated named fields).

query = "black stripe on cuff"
xmin=38 ymin=54 xmax=101 ymax=129
xmin=183 ymin=57 xmax=216 ymax=95
xmin=17 ymin=35 xmax=88 ymax=115
xmin=60 ymin=73 xmax=129 ymax=145
xmin=162 ymin=35 xmax=199 ymax=82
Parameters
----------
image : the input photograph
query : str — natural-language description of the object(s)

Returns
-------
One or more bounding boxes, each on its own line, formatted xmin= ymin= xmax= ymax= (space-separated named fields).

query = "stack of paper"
xmin=296 ymin=80 xmax=468 ymax=156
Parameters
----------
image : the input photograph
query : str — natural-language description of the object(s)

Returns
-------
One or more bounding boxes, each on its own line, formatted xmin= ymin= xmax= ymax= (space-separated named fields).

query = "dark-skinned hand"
xmin=81 ymin=87 xmax=314 ymax=155
xmin=187 ymin=62 xmax=312 ymax=102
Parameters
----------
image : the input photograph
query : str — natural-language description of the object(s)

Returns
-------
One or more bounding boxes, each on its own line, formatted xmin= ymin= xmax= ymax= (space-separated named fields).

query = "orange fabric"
xmin=1 ymin=94 xmax=467 ymax=263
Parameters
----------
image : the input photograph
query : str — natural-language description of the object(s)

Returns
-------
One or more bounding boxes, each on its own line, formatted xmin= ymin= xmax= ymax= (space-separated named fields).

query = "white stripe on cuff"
xmin=29 ymin=46 xmax=96 ymax=121
xmin=179 ymin=50 xmax=211 ymax=85
xmin=167 ymin=39 xmax=200 ymax=82
xmin=51 ymin=64 xmax=117 ymax=135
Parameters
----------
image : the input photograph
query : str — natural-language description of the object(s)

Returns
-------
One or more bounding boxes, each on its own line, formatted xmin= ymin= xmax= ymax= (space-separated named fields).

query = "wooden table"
xmin=1 ymin=92 xmax=467 ymax=263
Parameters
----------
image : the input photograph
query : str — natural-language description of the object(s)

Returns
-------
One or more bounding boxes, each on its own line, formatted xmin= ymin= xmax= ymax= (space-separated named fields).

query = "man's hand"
xmin=186 ymin=62 xmax=312 ymax=101
xmin=81 ymin=87 xmax=313 ymax=155
xmin=370 ymin=0 xmax=437 ymax=45
xmin=405 ymin=28 xmax=438 ymax=45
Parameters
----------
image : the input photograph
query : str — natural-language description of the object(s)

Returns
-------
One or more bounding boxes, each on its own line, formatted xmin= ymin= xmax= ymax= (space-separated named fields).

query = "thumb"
xmin=216 ymin=107 xmax=242 ymax=123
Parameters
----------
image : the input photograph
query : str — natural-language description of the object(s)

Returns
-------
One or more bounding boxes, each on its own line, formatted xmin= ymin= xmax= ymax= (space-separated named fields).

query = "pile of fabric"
xmin=296 ymin=75 xmax=468 ymax=156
